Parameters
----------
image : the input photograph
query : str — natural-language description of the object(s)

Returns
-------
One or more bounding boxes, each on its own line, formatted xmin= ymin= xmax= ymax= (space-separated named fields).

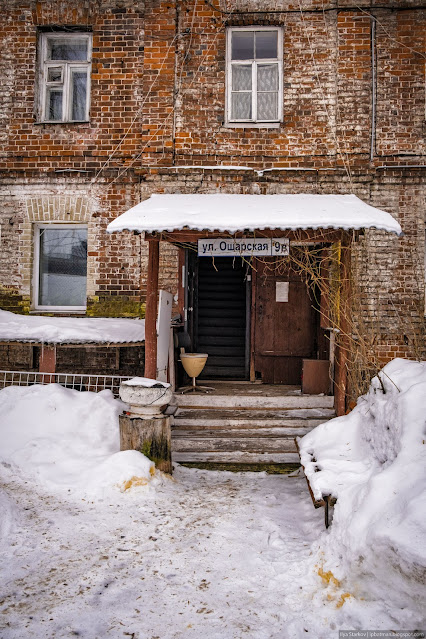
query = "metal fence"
xmin=0 ymin=370 xmax=134 ymax=398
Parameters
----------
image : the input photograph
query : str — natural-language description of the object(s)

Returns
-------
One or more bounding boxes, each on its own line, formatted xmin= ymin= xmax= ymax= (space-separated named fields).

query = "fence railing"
xmin=0 ymin=370 xmax=134 ymax=398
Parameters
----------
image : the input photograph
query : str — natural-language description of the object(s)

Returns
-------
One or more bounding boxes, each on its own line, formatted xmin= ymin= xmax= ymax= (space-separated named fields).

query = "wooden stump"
xmin=119 ymin=414 xmax=172 ymax=475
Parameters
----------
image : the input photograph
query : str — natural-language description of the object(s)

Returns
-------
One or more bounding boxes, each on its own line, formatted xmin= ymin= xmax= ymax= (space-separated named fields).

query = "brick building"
xmin=0 ymin=0 xmax=425 ymax=410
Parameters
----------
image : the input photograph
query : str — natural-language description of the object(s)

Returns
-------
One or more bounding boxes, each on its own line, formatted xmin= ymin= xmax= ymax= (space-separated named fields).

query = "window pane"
xmin=255 ymin=31 xmax=278 ymax=59
xmin=257 ymin=64 xmax=278 ymax=91
xmin=39 ymin=228 xmax=87 ymax=307
xmin=71 ymin=70 xmax=87 ymax=120
xmin=257 ymin=92 xmax=278 ymax=120
xmin=231 ymin=31 xmax=254 ymax=60
xmin=231 ymin=92 xmax=252 ymax=120
xmin=48 ymin=38 xmax=88 ymax=61
xmin=47 ymin=66 xmax=63 ymax=83
xmin=46 ymin=89 xmax=63 ymax=120
xmin=232 ymin=65 xmax=252 ymax=91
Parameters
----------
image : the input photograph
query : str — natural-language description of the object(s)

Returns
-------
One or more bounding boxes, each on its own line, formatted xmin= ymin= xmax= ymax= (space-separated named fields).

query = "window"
xmin=226 ymin=27 xmax=283 ymax=124
xmin=34 ymin=225 xmax=88 ymax=311
xmin=39 ymin=32 xmax=91 ymax=122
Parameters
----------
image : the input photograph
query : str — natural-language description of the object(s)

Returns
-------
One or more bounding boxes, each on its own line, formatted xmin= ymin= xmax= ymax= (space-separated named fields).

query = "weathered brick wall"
xmin=0 ymin=343 xmax=144 ymax=376
xmin=1 ymin=1 xmax=424 ymax=172
xmin=375 ymin=8 xmax=426 ymax=157
xmin=0 ymin=0 xmax=144 ymax=172
xmin=0 ymin=0 xmax=424 ymax=378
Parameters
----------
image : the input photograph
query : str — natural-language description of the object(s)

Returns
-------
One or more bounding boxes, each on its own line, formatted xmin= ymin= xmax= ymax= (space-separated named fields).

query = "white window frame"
xmin=226 ymin=26 xmax=283 ymax=126
xmin=39 ymin=32 xmax=92 ymax=123
xmin=33 ymin=223 xmax=88 ymax=312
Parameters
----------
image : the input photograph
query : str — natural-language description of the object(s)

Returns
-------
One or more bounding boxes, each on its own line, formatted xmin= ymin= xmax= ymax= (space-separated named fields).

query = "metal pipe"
xmin=370 ymin=17 xmax=376 ymax=162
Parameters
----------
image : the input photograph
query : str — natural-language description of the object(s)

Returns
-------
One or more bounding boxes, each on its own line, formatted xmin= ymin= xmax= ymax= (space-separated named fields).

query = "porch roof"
xmin=107 ymin=193 xmax=402 ymax=236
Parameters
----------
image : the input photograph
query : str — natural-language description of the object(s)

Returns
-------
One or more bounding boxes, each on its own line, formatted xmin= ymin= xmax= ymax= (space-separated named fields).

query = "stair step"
xmin=173 ymin=452 xmax=300 ymax=464
xmin=173 ymin=408 xmax=335 ymax=427
xmin=172 ymin=427 xmax=313 ymax=438
xmin=175 ymin=394 xmax=334 ymax=410
xmin=172 ymin=437 xmax=298 ymax=453
xmin=175 ymin=407 xmax=335 ymax=418
xmin=173 ymin=420 xmax=328 ymax=431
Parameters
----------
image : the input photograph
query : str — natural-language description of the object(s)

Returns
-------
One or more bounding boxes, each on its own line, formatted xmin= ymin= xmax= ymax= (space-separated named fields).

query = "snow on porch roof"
xmin=107 ymin=193 xmax=402 ymax=236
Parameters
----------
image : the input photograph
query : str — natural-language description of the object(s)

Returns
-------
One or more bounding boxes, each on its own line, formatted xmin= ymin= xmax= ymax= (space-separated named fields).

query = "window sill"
xmin=223 ymin=122 xmax=281 ymax=129
xmin=34 ymin=120 xmax=90 ymax=126
xmin=31 ymin=309 xmax=87 ymax=315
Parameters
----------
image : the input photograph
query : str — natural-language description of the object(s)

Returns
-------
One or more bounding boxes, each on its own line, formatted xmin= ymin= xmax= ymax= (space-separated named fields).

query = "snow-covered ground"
xmin=0 ymin=370 xmax=425 ymax=638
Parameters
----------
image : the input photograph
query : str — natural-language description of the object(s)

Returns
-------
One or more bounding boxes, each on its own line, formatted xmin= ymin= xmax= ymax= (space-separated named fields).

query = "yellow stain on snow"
xmin=149 ymin=466 xmax=155 ymax=477
xmin=317 ymin=566 xmax=353 ymax=608
xmin=336 ymin=593 xmax=352 ymax=608
xmin=120 ymin=475 xmax=149 ymax=492
xmin=317 ymin=567 xmax=340 ymax=588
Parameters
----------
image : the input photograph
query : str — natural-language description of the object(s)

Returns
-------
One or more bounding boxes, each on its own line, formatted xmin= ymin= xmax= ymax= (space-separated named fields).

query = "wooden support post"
xmin=250 ymin=262 xmax=257 ymax=382
xmin=334 ymin=236 xmax=351 ymax=416
xmin=145 ymin=239 xmax=160 ymax=380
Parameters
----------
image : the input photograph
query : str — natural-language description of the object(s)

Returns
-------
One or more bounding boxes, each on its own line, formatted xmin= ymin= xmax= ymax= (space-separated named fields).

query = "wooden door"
xmin=253 ymin=259 xmax=317 ymax=385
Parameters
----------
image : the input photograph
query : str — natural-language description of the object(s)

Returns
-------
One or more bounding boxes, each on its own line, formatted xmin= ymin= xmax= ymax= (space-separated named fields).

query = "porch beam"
xmin=145 ymin=239 xmax=160 ymax=380
xmin=146 ymin=229 xmax=345 ymax=244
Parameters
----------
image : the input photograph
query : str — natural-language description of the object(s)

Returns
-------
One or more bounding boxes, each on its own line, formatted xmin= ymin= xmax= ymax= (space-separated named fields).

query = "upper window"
xmin=39 ymin=32 xmax=92 ymax=123
xmin=226 ymin=27 xmax=283 ymax=124
xmin=34 ymin=225 xmax=88 ymax=311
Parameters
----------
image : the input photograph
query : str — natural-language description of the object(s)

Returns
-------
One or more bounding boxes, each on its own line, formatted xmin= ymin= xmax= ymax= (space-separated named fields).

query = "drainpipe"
xmin=172 ymin=0 xmax=180 ymax=166
xmin=370 ymin=16 xmax=376 ymax=162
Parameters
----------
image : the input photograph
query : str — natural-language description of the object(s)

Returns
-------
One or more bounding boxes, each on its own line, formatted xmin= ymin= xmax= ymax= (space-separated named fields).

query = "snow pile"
xmin=299 ymin=358 xmax=426 ymax=617
xmin=0 ymin=384 xmax=159 ymax=498
xmin=0 ymin=309 xmax=145 ymax=344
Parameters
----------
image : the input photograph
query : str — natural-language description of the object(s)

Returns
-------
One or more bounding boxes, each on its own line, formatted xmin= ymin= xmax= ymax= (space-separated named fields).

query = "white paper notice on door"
xmin=276 ymin=281 xmax=289 ymax=302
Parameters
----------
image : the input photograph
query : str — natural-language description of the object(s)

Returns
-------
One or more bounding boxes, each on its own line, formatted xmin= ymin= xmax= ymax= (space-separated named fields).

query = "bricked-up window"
xmin=226 ymin=28 xmax=283 ymax=124
xmin=39 ymin=33 xmax=92 ymax=123
xmin=34 ymin=225 xmax=88 ymax=311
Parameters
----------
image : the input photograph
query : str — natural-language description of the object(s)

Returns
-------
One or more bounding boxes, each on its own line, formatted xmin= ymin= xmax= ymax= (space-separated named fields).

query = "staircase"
xmin=171 ymin=384 xmax=335 ymax=470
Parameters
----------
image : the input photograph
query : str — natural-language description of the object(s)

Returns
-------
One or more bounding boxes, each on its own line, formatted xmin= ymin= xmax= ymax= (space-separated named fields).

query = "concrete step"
xmin=174 ymin=393 xmax=334 ymax=410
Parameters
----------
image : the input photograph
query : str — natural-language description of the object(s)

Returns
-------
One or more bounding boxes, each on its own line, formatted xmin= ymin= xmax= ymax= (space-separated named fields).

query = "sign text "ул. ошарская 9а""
xmin=198 ymin=238 xmax=290 ymax=257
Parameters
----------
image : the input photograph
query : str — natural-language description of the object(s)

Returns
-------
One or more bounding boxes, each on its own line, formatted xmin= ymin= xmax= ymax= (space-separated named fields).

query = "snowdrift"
xmin=0 ymin=384 xmax=159 ymax=498
xmin=299 ymin=358 xmax=426 ymax=617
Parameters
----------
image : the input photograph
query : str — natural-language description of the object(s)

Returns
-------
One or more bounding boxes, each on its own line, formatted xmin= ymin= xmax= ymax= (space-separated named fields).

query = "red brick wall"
xmin=0 ymin=0 xmax=424 ymax=374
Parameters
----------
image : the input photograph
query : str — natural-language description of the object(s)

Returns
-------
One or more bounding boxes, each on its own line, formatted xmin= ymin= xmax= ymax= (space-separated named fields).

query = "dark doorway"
xmin=191 ymin=256 xmax=249 ymax=379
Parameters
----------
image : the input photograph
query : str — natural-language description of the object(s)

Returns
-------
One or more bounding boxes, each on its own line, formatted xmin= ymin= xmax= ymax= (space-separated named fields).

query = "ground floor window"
xmin=34 ymin=224 xmax=88 ymax=311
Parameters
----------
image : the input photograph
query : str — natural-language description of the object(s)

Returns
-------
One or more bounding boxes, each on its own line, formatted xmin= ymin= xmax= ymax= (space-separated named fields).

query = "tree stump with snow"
xmin=119 ymin=378 xmax=174 ymax=475
xmin=119 ymin=414 xmax=172 ymax=474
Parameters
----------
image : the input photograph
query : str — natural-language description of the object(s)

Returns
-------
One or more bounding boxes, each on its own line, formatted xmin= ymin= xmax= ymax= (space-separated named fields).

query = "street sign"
xmin=198 ymin=238 xmax=290 ymax=257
